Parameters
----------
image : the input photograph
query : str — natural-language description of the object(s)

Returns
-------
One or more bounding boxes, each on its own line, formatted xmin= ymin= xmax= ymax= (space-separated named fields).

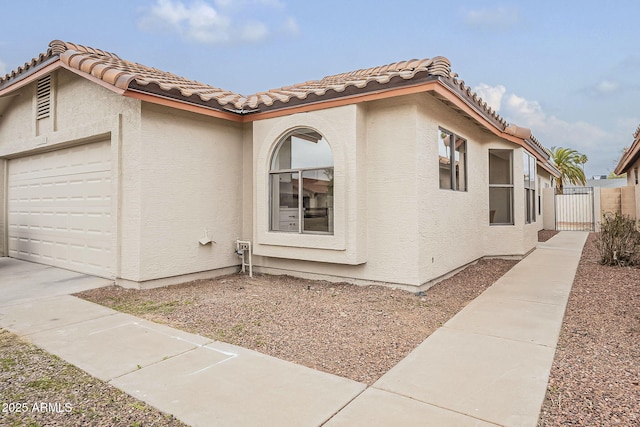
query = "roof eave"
xmin=124 ymin=88 xmax=244 ymax=123
xmin=0 ymin=58 xmax=59 ymax=97
xmin=245 ymin=72 xmax=441 ymax=114
xmin=615 ymin=133 xmax=640 ymax=175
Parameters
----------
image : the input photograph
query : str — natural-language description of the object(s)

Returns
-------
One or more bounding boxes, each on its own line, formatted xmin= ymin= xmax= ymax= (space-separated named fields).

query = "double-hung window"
xmin=269 ymin=128 xmax=334 ymax=234
xmin=523 ymin=152 xmax=536 ymax=223
xmin=438 ymin=129 xmax=467 ymax=191
xmin=489 ymin=150 xmax=513 ymax=225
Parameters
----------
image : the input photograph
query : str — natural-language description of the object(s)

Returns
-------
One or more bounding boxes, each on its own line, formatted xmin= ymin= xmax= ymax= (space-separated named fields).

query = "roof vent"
xmin=36 ymin=75 xmax=51 ymax=120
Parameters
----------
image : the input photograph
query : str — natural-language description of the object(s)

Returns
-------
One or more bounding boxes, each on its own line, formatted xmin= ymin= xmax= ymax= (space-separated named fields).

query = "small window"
xmin=635 ymin=167 xmax=639 ymax=185
xmin=269 ymin=128 xmax=334 ymax=234
xmin=438 ymin=129 xmax=467 ymax=191
xmin=524 ymin=152 xmax=536 ymax=223
xmin=489 ymin=150 xmax=513 ymax=225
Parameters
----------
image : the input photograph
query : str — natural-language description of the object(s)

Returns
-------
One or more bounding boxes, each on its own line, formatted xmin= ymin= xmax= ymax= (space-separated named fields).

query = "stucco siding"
xmin=416 ymin=95 xmax=485 ymax=285
xmin=0 ymin=159 xmax=5 ymax=256
xmin=482 ymin=145 xmax=531 ymax=257
xmin=0 ymin=70 xmax=137 ymax=278
xmin=252 ymin=104 xmax=367 ymax=265
xmin=252 ymin=100 xmax=420 ymax=286
xmin=364 ymin=99 xmax=420 ymax=284
xmin=0 ymin=87 xmax=33 ymax=147
xmin=135 ymin=104 xmax=243 ymax=281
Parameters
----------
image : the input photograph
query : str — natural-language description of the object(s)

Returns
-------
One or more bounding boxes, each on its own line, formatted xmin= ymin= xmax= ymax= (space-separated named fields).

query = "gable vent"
xmin=36 ymin=75 xmax=51 ymax=120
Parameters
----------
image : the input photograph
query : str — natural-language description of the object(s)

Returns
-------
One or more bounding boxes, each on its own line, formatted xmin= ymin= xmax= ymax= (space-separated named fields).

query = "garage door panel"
xmin=8 ymin=140 xmax=112 ymax=277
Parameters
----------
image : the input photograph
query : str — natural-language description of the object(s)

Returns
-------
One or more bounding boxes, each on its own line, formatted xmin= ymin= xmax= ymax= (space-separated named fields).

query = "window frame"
xmin=524 ymin=152 xmax=537 ymax=224
xmin=268 ymin=128 xmax=334 ymax=235
xmin=489 ymin=149 xmax=514 ymax=225
xmin=438 ymin=128 xmax=467 ymax=192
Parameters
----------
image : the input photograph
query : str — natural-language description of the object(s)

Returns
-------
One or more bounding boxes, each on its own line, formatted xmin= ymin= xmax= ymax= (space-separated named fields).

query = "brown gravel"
xmin=76 ymin=258 xmax=517 ymax=385
xmin=538 ymin=233 xmax=640 ymax=426
xmin=8 ymin=230 xmax=634 ymax=425
xmin=0 ymin=329 xmax=186 ymax=427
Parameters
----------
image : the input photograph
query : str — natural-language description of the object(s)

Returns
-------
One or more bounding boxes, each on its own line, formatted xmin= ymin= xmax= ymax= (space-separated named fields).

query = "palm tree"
xmin=550 ymin=147 xmax=587 ymax=194
xmin=578 ymin=153 xmax=588 ymax=174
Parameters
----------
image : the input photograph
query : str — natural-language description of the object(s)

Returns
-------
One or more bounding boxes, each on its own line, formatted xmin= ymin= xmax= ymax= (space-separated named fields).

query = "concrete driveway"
xmin=0 ymin=257 xmax=367 ymax=427
xmin=0 ymin=257 xmax=114 ymax=306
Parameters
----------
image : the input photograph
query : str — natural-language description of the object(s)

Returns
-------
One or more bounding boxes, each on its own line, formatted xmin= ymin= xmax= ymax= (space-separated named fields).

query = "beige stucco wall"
xmin=0 ymin=69 xmax=133 ymax=277
xmin=132 ymin=104 xmax=244 ymax=283
xmin=248 ymin=94 xmax=543 ymax=289
xmin=0 ymin=159 xmax=5 ymax=257
xmin=416 ymin=95 xmax=485 ymax=284
xmin=0 ymin=70 xmax=247 ymax=285
xmin=0 ymin=69 xmax=556 ymax=290
xmin=251 ymin=103 xmax=375 ymax=277
xmin=537 ymin=167 xmax=552 ymax=231
xmin=601 ymin=187 xmax=622 ymax=215
xmin=542 ymin=187 xmax=555 ymax=230
xmin=626 ymin=158 xmax=640 ymax=219
xmin=251 ymin=100 xmax=423 ymax=286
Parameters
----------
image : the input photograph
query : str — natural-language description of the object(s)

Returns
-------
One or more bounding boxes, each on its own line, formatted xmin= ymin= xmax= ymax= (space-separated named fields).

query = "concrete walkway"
xmin=0 ymin=231 xmax=588 ymax=427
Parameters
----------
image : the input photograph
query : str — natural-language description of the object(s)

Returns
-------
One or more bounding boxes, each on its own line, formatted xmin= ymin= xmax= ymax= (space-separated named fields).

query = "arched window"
xmin=269 ymin=128 xmax=334 ymax=234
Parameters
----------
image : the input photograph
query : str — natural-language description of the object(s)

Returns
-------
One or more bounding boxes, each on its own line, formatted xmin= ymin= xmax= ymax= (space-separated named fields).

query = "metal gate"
xmin=555 ymin=187 xmax=595 ymax=231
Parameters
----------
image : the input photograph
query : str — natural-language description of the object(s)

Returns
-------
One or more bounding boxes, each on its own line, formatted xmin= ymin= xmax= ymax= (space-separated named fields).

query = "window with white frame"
xmin=524 ymin=152 xmax=536 ymax=223
xmin=438 ymin=129 xmax=467 ymax=191
xmin=269 ymin=128 xmax=334 ymax=234
xmin=489 ymin=149 xmax=513 ymax=225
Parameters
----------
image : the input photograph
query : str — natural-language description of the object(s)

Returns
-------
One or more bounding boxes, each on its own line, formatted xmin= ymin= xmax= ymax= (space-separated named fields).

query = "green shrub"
xmin=596 ymin=213 xmax=640 ymax=266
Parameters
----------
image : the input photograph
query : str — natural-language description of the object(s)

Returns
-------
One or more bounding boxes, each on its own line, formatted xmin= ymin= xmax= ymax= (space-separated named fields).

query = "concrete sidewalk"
xmin=0 ymin=231 xmax=588 ymax=427
xmin=325 ymin=231 xmax=589 ymax=427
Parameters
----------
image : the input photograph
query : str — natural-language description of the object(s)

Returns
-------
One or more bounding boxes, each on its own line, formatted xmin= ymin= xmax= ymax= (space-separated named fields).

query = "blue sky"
xmin=1 ymin=0 xmax=639 ymax=177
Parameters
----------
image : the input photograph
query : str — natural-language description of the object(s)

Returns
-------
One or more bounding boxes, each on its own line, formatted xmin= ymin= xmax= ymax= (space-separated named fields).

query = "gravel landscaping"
xmin=76 ymin=258 xmax=517 ymax=385
xmin=3 ymin=229 xmax=638 ymax=425
xmin=538 ymin=232 xmax=640 ymax=426
xmin=0 ymin=329 xmax=186 ymax=427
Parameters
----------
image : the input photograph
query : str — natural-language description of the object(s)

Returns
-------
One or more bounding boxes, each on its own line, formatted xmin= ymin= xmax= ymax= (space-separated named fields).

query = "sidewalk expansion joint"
xmin=368 ymin=386 xmax=502 ymax=426
xmin=440 ymin=325 xmax=560 ymax=349
xmin=16 ymin=311 xmax=121 ymax=338
xmin=319 ymin=385 xmax=368 ymax=426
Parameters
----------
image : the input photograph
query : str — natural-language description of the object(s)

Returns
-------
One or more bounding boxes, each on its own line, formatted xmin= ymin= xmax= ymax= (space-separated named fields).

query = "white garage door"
xmin=7 ymin=141 xmax=112 ymax=277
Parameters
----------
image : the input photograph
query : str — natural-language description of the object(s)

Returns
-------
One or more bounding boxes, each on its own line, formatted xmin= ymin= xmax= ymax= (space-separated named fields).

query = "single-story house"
xmin=0 ymin=40 xmax=559 ymax=291
xmin=614 ymin=125 xmax=640 ymax=219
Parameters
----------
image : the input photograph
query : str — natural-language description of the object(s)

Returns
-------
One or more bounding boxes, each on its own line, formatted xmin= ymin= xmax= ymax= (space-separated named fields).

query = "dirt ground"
xmin=76 ymin=258 xmax=517 ymax=385
xmin=4 ymin=229 xmax=637 ymax=425
xmin=537 ymin=232 xmax=640 ymax=426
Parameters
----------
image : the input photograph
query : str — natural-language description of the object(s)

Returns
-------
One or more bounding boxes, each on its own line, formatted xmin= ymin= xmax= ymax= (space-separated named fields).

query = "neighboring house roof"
xmin=566 ymin=178 xmax=628 ymax=189
xmin=0 ymin=40 xmax=559 ymax=176
xmin=614 ymin=124 xmax=640 ymax=175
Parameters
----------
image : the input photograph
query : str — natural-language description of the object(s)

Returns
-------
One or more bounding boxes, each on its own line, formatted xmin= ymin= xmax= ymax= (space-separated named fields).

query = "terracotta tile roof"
xmin=53 ymin=41 xmax=244 ymax=108
xmin=1 ymin=40 xmax=454 ymax=113
xmin=1 ymin=40 xmax=555 ymax=169
xmin=243 ymin=57 xmax=453 ymax=109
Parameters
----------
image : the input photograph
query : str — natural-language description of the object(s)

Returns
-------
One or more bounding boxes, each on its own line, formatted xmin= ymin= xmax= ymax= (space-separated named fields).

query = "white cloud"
xmin=474 ymin=84 xmax=621 ymax=175
xmin=139 ymin=0 xmax=295 ymax=45
xmin=239 ymin=21 xmax=269 ymax=43
xmin=474 ymin=83 xmax=506 ymax=112
xmin=462 ymin=6 xmax=519 ymax=30
xmin=283 ymin=16 xmax=299 ymax=35
xmin=139 ymin=0 xmax=232 ymax=44
xmin=595 ymin=79 xmax=620 ymax=94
